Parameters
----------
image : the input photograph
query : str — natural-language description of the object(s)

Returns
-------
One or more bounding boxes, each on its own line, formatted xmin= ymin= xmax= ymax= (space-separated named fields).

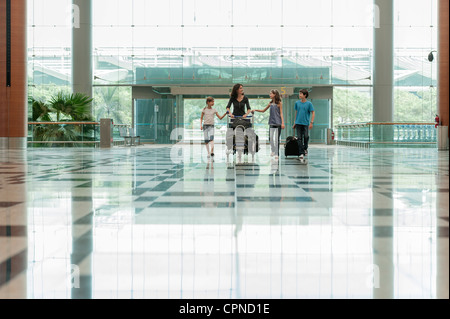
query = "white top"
xmin=202 ymin=107 xmax=217 ymax=125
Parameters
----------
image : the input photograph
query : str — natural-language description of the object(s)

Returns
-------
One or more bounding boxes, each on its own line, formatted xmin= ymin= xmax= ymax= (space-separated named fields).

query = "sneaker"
xmin=298 ymin=155 xmax=304 ymax=161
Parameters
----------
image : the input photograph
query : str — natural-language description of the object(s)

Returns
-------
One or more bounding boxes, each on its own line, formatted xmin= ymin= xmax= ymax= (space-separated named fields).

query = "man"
xmin=293 ymin=89 xmax=315 ymax=161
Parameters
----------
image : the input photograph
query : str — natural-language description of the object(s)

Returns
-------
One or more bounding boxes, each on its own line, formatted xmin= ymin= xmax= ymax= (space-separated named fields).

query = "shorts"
xmin=203 ymin=125 xmax=214 ymax=143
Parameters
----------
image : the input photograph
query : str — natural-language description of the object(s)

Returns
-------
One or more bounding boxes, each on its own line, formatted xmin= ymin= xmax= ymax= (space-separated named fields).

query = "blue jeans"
xmin=295 ymin=125 xmax=309 ymax=156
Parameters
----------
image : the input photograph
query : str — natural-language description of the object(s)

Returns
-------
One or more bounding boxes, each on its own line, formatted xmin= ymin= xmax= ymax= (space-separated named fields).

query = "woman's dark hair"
xmin=231 ymin=83 xmax=243 ymax=99
xmin=270 ymin=89 xmax=281 ymax=105
xmin=299 ymin=89 xmax=309 ymax=98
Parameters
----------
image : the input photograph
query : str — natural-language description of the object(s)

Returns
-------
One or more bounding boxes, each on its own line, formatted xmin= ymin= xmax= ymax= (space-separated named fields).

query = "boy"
xmin=293 ymin=89 xmax=315 ymax=161
xmin=200 ymin=97 xmax=227 ymax=158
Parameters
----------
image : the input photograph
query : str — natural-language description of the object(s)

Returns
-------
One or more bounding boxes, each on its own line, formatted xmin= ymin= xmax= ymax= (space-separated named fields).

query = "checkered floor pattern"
xmin=0 ymin=144 xmax=448 ymax=298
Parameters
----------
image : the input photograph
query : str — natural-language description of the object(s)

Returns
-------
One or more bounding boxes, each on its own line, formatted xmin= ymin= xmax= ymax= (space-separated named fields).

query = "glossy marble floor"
xmin=0 ymin=144 xmax=448 ymax=299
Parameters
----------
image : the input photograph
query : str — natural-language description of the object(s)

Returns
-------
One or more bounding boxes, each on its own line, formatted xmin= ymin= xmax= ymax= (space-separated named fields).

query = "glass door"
xmin=135 ymin=99 xmax=175 ymax=144
xmin=135 ymin=99 xmax=157 ymax=143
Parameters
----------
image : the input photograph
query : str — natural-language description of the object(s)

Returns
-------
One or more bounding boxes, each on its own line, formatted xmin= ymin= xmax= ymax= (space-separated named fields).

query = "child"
xmin=293 ymin=89 xmax=315 ymax=161
xmin=200 ymin=97 xmax=227 ymax=158
xmin=252 ymin=89 xmax=285 ymax=160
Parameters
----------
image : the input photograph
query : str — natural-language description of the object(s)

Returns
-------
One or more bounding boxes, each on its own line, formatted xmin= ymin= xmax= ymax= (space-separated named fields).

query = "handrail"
xmin=335 ymin=121 xmax=437 ymax=147
xmin=337 ymin=122 xmax=434 ymax=127
xmin=27 ymin=141 xmax=98 ymax=144
xmin=28 ymin=122 xmax=132 ymax=127
xmin=369 ymin=122 xmax=434 ymax=126
xmin=28 ymin=122 xmax=99 ymax=125
xmin=27 ymin=122 xmax=132 ymax=147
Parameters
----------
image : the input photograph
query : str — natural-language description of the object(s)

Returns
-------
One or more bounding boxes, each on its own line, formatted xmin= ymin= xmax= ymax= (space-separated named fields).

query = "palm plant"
xmin=48 ymin=92 xmax=94 ymax=121
xmin=30 ymin=91 xmax=95 ymax=147
xmin=31 ymin=98 xmax=52 ymax=121
xmin=69 ymin=93 xmax=95 ymax=121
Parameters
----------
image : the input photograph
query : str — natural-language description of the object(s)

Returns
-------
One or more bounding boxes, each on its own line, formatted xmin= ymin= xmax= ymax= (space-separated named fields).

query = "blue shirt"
xmin=294 ymin=100 xmax=314 ymax=125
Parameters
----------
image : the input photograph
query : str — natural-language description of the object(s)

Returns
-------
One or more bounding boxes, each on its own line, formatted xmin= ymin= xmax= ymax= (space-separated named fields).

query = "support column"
xmin=373 ymin=0 xmax=394 ymax=141
xmin=0 ymin=0 xmax=27 ymax=149
xmin=438 ymin=0 xmax=449 ymax=138
xmin=437 ymin=2 xmax=449 ymax=296
xmin=72 ymin=0 xmax=93 ymax=101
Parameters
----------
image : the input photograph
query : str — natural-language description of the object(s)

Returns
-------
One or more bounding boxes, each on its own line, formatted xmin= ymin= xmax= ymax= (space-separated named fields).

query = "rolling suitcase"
xmin=226 ymin=115 xmax=256 ymax=164
xmin=284 ymin=136 xmax=300 ymax=157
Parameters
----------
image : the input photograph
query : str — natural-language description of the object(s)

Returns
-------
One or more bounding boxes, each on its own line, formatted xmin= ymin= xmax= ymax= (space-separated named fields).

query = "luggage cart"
xmin=226 ymin=114 xmax=258 ymax=164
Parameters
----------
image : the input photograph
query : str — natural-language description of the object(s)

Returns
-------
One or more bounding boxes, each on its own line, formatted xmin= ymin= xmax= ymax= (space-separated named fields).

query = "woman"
xmin=226 ymin=83 xmax=252 ymax=118
xmin=225 ymin=84 xmax=252 ymax=163
xmin=253 ymin=89 xmax=285 ymax=160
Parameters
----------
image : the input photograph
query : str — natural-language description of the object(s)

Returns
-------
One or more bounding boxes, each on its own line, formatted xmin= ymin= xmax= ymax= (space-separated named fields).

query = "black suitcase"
xmin=230 ymin=118 xmax=252 ymax=129
xmin=284 ymin=136 xmax=300 ymax=157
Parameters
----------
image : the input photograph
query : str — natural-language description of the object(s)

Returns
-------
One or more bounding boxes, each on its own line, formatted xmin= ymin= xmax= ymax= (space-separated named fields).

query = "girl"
xmin=200 ymin=97 xmax=227 ymax=158
xmin=253 ymin=89 xmax=285 ymax=160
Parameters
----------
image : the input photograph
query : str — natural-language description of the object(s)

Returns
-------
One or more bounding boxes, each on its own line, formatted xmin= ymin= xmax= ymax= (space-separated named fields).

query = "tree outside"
xmin=93 ymin=87 xmax=132 ymax=125
xmin=394 ymin=87 xmax=437 ymax=123
xmin=333 ymin=87 xmax=437 ymax=127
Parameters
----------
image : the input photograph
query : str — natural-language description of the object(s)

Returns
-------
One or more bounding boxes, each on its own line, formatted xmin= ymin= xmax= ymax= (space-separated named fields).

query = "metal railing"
xmin=27 ymin=122 xmax=131 ymax=147
xmin=335 ymin=122 xmax=436 ymax=148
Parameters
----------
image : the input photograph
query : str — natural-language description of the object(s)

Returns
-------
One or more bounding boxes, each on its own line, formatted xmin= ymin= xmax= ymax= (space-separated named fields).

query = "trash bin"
xmin=437 ymin=126 xmax=448 ymax=151
xmin=100 ymin=118 xmax=113 ymax=148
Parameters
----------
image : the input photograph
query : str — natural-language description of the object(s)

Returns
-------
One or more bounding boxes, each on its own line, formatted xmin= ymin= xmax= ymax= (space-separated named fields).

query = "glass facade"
xmin=90 ymin=0 xmax=373 ymax=87
xmin=394 ymin=0 xmax=438 ymax=122
xmin=28 ymin=0 xmax=72 ymax=110
xmin=27 ymin=0 xmax=438 ymax=141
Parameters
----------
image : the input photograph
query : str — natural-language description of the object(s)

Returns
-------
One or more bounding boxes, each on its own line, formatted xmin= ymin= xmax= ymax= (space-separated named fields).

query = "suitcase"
xmin=230 ymin=118 xmax=252 ymax=130
xmin=284 ymin=136 xmax=300 ymax=157
xmin=232 ymin=134 xmax=259 ymax=154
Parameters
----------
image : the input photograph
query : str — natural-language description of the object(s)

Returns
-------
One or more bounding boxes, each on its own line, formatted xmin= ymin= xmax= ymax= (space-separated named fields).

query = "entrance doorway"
xmin=134 ymin=98 xmax=175 ymax=144
xmin=132 ymin=88 xmax=331 ymax=145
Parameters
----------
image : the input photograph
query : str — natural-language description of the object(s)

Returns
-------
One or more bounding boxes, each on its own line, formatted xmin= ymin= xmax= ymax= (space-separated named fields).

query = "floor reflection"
xmin=0 ymin=145 xmax=448 ymax=299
